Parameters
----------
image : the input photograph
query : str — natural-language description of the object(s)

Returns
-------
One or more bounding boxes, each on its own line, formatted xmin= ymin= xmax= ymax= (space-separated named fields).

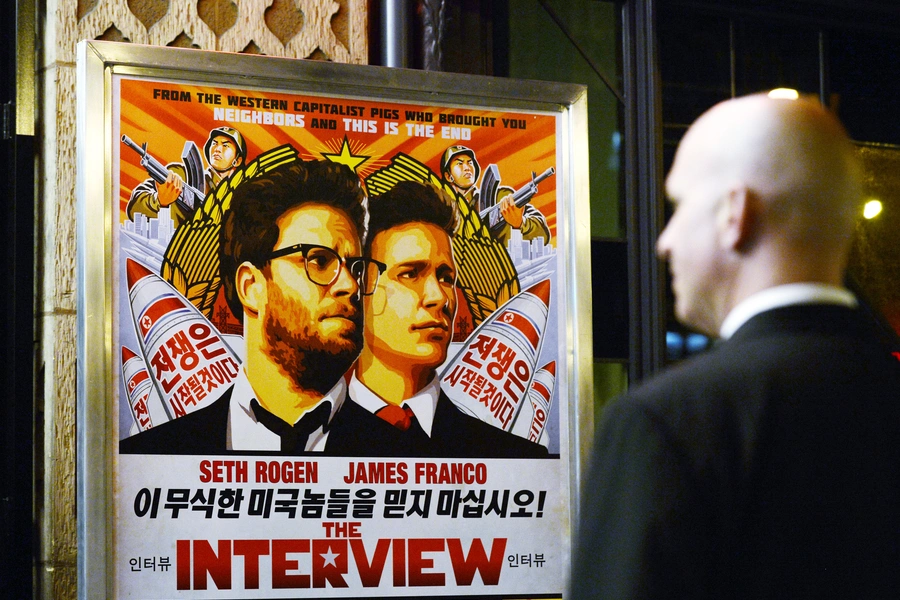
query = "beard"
xmin=262 ymin=283 xmax=362 ymax=395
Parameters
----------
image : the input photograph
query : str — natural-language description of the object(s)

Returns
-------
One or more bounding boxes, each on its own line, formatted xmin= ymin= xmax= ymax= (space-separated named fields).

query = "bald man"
xmin=570 ymin=95 xmax=900 ymax=599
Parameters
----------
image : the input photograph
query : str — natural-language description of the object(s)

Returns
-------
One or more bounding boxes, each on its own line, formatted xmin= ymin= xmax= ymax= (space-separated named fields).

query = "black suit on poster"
xmin=326 ymin=391 xmax=549 ymax=458
xmin=571 ymin=304 xmax=900 ymax=600
xmin=119 ymin=390 xmax=233 ymax=454
xmin=119 ymin=388 xmax=548 ymax=458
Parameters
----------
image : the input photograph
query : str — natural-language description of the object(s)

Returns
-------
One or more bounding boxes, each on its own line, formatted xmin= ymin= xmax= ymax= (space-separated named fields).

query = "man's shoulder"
xmin=607 ymin=305 xmax=900 ymax=455
xmin=624 ymin=347 xmax=734 ymax=405
xmin=625 ymin=310 xmax=821 ymax=403
xmin=606 ymin=346 xmax=765 ymax=450
xmin=118 ymin=389 xmax=232 ymax=455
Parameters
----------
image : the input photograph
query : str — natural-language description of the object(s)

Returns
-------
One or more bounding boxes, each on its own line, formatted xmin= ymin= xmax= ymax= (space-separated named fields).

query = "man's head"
xmin=657 ymin=94 xmax=862 ymax=335
xmin=361 ymin=181 xmax=459 ymax=386
xmin=205 ymin=127 xmax=246 ymax=174
xmin=220 ymin=160 xmax=369 ymax=393
xmin=441 ymin=145 xmax=480 ymax=193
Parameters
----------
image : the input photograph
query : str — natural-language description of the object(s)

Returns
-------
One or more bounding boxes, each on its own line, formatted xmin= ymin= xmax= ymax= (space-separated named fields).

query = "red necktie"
xmin=375 ymin=404 xmax=415 ymax=431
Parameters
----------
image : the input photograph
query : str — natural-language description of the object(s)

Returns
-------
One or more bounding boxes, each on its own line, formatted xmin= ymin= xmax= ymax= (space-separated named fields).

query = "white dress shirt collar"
xmin=719 ymin=283 xmax=857 ymax=340
xmin=348 ymin=372 xmax=440 ymax=437
xmin=228 ymin=367 xmax=347 ymax=452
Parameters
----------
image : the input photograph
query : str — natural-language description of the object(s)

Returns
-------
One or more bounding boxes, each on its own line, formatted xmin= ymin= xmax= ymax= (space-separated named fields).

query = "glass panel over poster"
xmin=77 ymin=41 xmax=592 ymax=599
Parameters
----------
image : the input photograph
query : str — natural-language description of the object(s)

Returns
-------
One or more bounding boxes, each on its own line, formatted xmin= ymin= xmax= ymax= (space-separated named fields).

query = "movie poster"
xmin=100 ymin=60 xmax=577 ymax=599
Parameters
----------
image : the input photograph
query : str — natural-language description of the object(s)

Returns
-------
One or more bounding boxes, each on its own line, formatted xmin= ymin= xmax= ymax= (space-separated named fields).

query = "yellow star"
xmin=322 ymin=136 xmax=369 ymax=173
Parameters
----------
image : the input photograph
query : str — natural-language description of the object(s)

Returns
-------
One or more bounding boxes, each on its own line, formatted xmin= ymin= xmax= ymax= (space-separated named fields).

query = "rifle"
xmin=478 ymin=165 xmax=555 ymax=229
xmin=122 ymin=135 xmax=205 ymax=212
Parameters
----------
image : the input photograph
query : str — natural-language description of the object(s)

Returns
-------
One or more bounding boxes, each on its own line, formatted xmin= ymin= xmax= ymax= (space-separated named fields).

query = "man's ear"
xmin=719 ymin=186 xmax=758 ymax=252
xmin=235 ymin=261 xmax=265 ymax=317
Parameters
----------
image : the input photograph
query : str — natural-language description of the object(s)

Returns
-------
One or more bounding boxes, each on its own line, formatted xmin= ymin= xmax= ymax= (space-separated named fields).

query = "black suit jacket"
xmin=571 ymin=304 xmax=900 ymax=600
xmin=325 ymin=391 xmax=549 ymax=458
xmin=119 ymin=388 xmax=233 ymax=454
xmin=120 ymin=388 xmax=548 ymax=458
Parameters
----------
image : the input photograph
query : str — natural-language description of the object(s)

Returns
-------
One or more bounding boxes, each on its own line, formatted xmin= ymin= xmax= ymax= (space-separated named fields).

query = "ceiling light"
xmin=768 ymin=88 xmax=799 ymax=100
xmin=864 ymin=200 xmax=883 ymax=219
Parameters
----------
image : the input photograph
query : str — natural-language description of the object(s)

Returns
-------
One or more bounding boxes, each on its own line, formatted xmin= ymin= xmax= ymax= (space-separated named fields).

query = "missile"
xmin=125 ymin=258 xmax=241 ymax=421
xmin=526 ymin=361 xmax=555 ymax=446
xmin=509 ymin=360 xmax=556 ymax=443
xmin=440 ymin=279 xmax=550 ymax=432
xmin=120 ymin=345 xmax=164 ymax=433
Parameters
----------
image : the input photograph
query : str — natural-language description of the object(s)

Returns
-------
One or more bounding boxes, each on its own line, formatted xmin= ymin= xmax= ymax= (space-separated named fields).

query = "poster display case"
xmin=77 ymin=40 xmax=592 ymax=598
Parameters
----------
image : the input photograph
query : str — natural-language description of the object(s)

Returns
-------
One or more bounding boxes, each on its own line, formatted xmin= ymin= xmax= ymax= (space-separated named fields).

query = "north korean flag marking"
xmin=127 ymin=369 xmax=149 ymax=391
xmin=495 ymin=309 xmax=541 ymax=350
xmin=138 ymin=296 xmax=188 ymax=337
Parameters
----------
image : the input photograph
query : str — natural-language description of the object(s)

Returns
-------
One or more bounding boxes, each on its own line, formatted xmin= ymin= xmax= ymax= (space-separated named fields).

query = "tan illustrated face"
xmin=208 ymin=135 xmax=241 ymax=172
xmin=364 ymin=222 xmax=457 ymax=373
xmin=263 ymin=203 xmax=363 ymax=355
xmin=448 ymin=155 xmax=477 ymax=190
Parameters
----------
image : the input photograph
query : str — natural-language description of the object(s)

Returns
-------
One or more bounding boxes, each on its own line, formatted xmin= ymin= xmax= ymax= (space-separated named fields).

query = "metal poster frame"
xmin=77 ymin=40 xmax=592 ymax=599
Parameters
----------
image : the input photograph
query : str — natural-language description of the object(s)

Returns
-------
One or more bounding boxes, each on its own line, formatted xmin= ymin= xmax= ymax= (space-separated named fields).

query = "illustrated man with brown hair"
xmin=328 ymin=180 xmax=547 ymax=458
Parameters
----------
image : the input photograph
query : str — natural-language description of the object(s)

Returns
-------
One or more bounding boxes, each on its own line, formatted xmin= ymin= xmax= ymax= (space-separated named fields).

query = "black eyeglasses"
xmin=269 ymin=243 xmax=386 ymax=295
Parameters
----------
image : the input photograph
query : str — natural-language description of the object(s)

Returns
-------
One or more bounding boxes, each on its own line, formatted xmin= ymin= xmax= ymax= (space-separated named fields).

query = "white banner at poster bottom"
xmin=115 ymin=455 xmax=567 ymax=598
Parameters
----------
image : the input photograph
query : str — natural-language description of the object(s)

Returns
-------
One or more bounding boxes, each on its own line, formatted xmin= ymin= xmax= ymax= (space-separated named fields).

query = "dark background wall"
xmin=1 ymin=0 xmax=36 ymax=597
xmin=658 ymin=0 xmax=900 ymax=359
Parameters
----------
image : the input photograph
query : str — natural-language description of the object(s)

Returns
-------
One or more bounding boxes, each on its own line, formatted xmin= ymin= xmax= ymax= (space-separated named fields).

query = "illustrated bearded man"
xmin=120 ymin=159 xmax=380 ymax=454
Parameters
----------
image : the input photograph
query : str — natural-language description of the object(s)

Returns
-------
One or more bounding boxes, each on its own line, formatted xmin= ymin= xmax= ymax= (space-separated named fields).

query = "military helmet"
xmin=204 ymin=126 xmax=247 ymax=165
xmin=440 ymin=145 xmax=480 ymax=183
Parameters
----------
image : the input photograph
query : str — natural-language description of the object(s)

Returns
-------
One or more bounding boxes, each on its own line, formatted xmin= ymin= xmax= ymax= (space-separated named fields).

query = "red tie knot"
xmin=375 ymin=403 xmax=415 ymax=431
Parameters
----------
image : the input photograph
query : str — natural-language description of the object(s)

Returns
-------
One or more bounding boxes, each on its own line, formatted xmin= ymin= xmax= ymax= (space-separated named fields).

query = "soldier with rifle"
xmin=124 ymin=126 xmax=247 ymax=228
xmin=439 ymin=144 xmax=552 ymax=245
